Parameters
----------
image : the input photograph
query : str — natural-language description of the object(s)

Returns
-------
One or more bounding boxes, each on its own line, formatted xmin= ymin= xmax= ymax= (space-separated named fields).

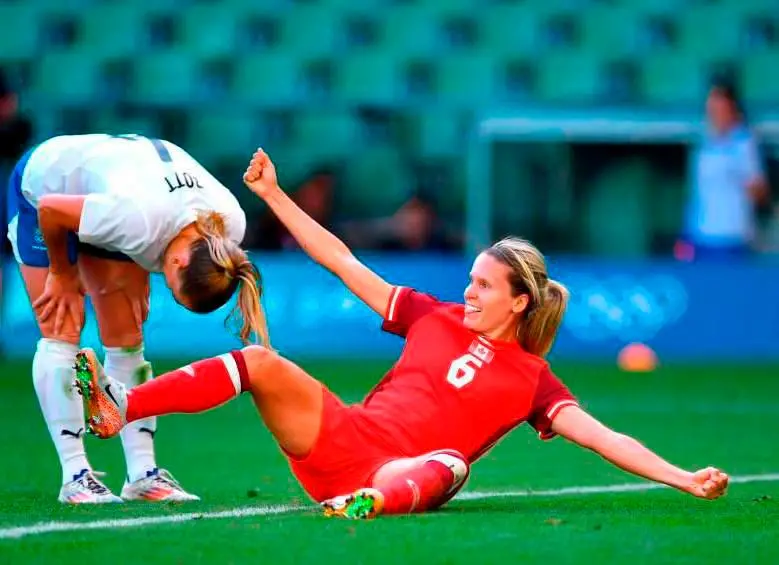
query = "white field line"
xmin=2 ymin=473 xmax=777 ymax=540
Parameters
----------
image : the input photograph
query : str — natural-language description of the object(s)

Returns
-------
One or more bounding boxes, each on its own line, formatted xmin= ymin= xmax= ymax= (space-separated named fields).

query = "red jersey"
xmin=356 ymin=286 xmax=578 ymax=463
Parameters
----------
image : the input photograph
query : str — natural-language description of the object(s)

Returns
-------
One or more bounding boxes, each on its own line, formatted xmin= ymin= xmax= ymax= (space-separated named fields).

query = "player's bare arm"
xmin=36 ymin=194 xmax=85 ymax=275
xmin=243 ymin=148 xmax=394 ymax=317
xmin=551 ymin=405 xmax=729 ymax=500
xmin=34 ymin=194 xmax=87 ymax=334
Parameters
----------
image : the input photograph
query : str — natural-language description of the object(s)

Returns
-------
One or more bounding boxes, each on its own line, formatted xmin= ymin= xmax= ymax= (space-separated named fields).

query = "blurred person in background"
xmin=0 ymin=68 xmax=34 ymax=282
xmin=677 ymin=78 xmax=770 ymax=261
xmin=342 ymin=192 xmax=459 ymax=252
xmin=251 ymin=164 xmax=337 ymax=250
xmin=0 ymin=68 xmax=33 ymax=170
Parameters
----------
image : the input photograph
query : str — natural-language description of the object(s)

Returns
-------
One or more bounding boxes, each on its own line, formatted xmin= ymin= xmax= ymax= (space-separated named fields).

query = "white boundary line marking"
xmin=2 ymin=473 xmax=777 ymax=540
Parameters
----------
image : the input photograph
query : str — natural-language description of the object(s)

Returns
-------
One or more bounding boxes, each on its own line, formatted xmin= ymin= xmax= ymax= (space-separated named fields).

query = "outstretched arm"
xmin=551 ymin=405 xmax=729 ymax=499
xmin=243 ymin=149 xmax=393 ymax=317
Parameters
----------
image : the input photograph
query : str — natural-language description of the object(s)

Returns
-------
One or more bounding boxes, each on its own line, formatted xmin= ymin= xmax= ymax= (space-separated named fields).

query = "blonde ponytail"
xmin=518 ymin=279 xmax=568 ymax=357
xmin=231 ymin=261 xmax=272 ymax=348
xmin=181 ymin=210 xmax=272 ymax=347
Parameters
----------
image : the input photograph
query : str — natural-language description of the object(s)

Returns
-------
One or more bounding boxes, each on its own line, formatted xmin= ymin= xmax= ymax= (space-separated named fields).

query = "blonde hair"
xmin=485 ymin=237 xmax=568 ymax=357
xmin=180 ymin=210 xmax=271 ymax=347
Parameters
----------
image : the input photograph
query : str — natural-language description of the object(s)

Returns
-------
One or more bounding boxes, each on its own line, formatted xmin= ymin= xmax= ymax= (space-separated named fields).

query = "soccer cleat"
xmin=121 ymin=468 xmax=200 ymax=502
xmin=73 ymin=348 xmax=127 ymax=439
xmin=58 ymin=469 xmax=124 ymax=504
xmin=321 ymin=488 xmax=385 ymax=520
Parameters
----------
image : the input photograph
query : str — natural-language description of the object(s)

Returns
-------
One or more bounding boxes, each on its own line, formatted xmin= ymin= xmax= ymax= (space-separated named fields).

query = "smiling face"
xmin=462 ymin=252 xmax=529 ymax=341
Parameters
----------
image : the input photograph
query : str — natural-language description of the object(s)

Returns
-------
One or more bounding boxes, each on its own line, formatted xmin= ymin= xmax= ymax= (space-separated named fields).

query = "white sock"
xmin=32 ymin=338 xmax=91 ymax=485
xmin=104 ymin=345 xmax=157 ymax=482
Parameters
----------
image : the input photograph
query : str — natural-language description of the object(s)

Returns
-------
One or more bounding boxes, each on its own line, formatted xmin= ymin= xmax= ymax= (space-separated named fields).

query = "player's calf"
xmin=321 ymin=450 xmax=470 ymax=519
xmin=374 ymin=450 xmax=470 ymax=515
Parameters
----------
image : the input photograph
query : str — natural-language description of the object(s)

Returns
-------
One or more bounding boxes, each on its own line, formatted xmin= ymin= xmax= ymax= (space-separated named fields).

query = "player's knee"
xmin=98 ymin=329 xmax=143 ymax=350
xmin=37 ymin=320 xmax=81 ymax=346
xmin=424 ymin=450 xmax=470 ymax=494
xmin=240 ymin=345 xmax=283 ymax=392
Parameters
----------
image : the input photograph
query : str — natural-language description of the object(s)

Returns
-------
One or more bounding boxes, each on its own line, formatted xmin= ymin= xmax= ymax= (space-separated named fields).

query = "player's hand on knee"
xmin=243 ymin=148 xmax=278 ymax=199
xmin=33 ymin=269 xmax=85 ymax=335
xmin=686 ymin=467 xmax=729 ymax=500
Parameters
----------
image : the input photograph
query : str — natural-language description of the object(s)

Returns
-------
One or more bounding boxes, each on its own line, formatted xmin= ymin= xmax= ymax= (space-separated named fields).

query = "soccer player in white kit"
xmin=5 ymin=133 xmax=270 ymax=503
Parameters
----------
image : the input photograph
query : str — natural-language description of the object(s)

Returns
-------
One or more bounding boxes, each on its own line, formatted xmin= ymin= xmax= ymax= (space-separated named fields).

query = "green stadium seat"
xmin=180 ymin=5 xmax=239 ymax=59
xmin=414 ymin=111 xmax=464 ymax=158
xmin=336 ymin=51 xmax=403 ymax=106
xmin=742 ymin=52 xmax=779 ymax=104
xmin=232 ymin=53 xmax=301 ymax=107
xmin=31 ymin=53 xmax=99 ymax=104
xmin=629 ymin=0 xmax=689 ymax=16
xmin=480 ymin=5 xmax=541 ymax=58
xmin=0 ymin=4 xmax=39 ymax=62
xmin=382 ymin=6 xmax=443 ymax=58
xmin=76 ymin=4 xmax=145 ymax=59
xmin=677 ymin=7 xmax=743 ymax=63
xmin=580 ymin=8 xmax=639 ymax=59
xmin=131 ymin=51 xmax=198 ymax=106
xmin=342 ymin=146 xmax=414 ymax=217
xmin=279 ymin=5 xmax=342 ymax=58
xmin=641 ymin=54 xmax=706 ymax=106
xmin=535 ymin=52 xmax=602 ymax=103
xmin=294 ymin=110 xmax=359 ymax=161
xmin=437 ymin=52 xmax=498 ymax=107
xmin=188 ymin=111 xmax=258 ymax=161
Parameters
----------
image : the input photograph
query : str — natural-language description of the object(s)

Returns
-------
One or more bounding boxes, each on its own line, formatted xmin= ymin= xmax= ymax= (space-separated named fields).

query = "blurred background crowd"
xmin=2 ymin=0 xmax=778 ymax=259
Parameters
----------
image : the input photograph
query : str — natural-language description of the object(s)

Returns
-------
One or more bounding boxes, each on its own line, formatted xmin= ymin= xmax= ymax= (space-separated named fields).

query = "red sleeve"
xmin=527 ymin=366 xmax=579 ymax=441
xmin=381 ymin=286 xmax=443 ymax=338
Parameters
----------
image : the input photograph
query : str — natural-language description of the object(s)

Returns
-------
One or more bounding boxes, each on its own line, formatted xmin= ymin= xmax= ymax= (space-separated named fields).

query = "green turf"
xmin=1 ymin=358 xmax=777 ymax=564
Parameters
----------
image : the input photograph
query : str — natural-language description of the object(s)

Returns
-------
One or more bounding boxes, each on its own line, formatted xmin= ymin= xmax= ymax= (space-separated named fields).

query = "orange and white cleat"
xmin=121 ymin=468 xmax=200 ymax=502
xmin=58 ymin=469 xmax=123 ymax=504
xmin=73 ymin=348 xmax=127 ymax=439
xmin=321 ymin=488 xmax=385 ymax=520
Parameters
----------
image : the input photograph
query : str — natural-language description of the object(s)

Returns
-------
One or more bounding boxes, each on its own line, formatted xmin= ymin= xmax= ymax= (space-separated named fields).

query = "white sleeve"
xmin=77 ymin=194 xmax=148 ymax=253
xmin=226 ymin=205 xmax=247 ymax=245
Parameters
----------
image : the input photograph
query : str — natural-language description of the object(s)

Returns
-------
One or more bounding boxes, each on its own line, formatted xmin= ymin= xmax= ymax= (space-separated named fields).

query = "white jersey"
xmin=20 ymin=134 xmax=246 ymax=272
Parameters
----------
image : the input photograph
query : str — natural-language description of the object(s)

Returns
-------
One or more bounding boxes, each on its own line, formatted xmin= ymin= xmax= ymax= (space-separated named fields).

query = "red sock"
xmin=126 ymin=351 xmax=250 ymax=423
xmin=378 ymin=461 xmax=455 ymax=515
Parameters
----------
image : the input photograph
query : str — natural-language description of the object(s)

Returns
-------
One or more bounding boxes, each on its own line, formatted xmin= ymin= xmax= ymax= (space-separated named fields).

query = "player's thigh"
xmin=77 ymin=252 xmax=150 ymax=349
xmin=19 ymin=265 xmax=82 ymax=344
xmin=241 ymin=345 xmax=324 ymax=458
xmin=9 ymin=164 xmax=81 ymax=343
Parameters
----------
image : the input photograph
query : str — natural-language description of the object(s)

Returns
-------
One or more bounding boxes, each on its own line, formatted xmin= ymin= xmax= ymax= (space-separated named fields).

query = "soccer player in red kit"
xmin=74 ymin=149 xmax=730 ymax=519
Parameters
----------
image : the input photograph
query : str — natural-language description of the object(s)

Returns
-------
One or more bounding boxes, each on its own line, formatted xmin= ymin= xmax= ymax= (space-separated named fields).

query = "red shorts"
xmin=286 ymin=386 xmax=396 ymax=502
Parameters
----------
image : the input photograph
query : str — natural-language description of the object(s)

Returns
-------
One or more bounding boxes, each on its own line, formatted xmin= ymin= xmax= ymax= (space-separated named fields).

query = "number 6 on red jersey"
xmin=446 ymin=354 xmax=484 ymax=389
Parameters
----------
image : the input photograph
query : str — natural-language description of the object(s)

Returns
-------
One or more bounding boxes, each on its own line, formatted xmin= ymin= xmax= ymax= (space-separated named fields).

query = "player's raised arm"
xmin=243 ymin=148 xmax=393 ymax=317
xmin=550 ymin=405 xmax=729 ymax=500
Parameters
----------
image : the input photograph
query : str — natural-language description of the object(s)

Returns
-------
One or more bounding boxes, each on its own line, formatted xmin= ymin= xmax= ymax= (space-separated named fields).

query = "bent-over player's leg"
xmin=322 ymin=450 xmax=470 ymax=519
xmin=79 ymin=253 xmax=197 ymax=501
xmin=23 ymin=264 xmax=123 ymax=504
xmin=76 ymin=345 xmax=325 ymax=459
